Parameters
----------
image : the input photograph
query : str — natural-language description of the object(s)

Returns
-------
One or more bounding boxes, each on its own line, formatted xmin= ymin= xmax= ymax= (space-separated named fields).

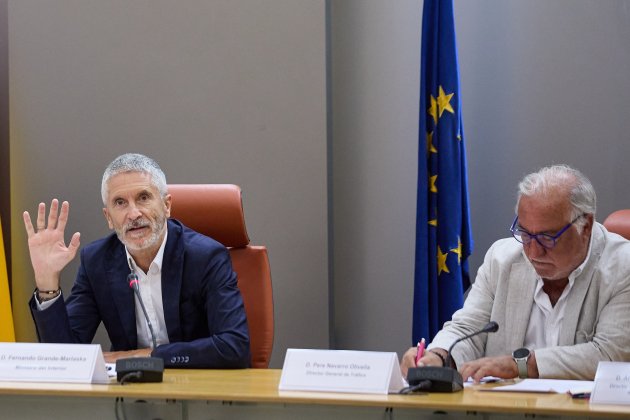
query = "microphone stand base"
xmin=407 ymin=366 xmax=464 ymax=392
xmin=116 ymin=357 xmax=164 ymax=383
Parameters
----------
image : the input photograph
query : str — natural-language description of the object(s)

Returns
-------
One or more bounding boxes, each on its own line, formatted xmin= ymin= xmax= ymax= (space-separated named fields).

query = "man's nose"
xmin=126 ymin=203 xmax=142 ymax=220
xmin=525 ymin=239 xmax=546 ymax=257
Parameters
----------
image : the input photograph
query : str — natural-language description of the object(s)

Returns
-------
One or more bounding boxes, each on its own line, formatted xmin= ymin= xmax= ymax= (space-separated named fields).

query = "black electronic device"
xmin=406 ymin=321 xmax=499 ymax=393
xmin=406 ymin=365 xmax=464 ymax=392
xmin=116 ymin=357 xmax=164 ymax=383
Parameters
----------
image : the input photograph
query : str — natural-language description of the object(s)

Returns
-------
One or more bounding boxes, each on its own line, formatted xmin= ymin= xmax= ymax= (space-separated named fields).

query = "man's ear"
xmin=582 ymin=213 xmax=594 ymax=237
xmin=164 ymin=194 xmax=172 ymax=218
xmin=103 ymin=207 xmax=114 ymax=229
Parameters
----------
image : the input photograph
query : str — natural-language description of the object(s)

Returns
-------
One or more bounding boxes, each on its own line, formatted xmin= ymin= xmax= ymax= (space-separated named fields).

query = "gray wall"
xmin=7 ymin=0 xmax=630 ymax=367
xmin=331 ymin=0 xmax=630 ymax=355
xmin=330 ymin=0 xmax=420 ymax=351
xmin=9 ymin=0 xmax=328 ymax=368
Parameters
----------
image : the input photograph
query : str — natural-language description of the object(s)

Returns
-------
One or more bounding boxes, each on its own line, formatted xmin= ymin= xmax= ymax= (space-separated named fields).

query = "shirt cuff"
xmin=33 ymin=289 xmax=61 ymax=310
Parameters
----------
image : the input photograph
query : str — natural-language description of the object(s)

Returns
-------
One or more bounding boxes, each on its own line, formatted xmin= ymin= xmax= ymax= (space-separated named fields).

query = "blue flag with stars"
xmin=413 ymin=0 xmax=473 ymax=344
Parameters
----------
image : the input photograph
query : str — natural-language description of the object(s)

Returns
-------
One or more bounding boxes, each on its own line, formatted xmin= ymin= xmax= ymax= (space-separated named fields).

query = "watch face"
xmin=513 ymin=348 xmax=530 ymax=359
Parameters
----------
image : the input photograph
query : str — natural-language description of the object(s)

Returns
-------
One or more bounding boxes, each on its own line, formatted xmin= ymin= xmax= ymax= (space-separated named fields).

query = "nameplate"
xmin=278 ymin=348 xmax=405 ymax=394
xmin=590 ymin=361 xmax=630 ymax=404
xmin=0 ymin=343 xmax=109 ymax=384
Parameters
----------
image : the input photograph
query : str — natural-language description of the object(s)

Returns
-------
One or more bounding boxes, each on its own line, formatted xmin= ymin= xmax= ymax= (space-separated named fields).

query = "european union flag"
xmin=413 ymin=0 xmax=473 ymax=343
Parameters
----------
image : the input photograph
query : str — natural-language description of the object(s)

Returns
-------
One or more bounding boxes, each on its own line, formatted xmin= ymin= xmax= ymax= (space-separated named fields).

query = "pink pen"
xmin=415 ymin=338 xmax=426 ymax=366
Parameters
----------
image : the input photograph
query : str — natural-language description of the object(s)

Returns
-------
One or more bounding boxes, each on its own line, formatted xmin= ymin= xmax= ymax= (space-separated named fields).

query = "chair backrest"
xmin=168 ymin=184 xmax=274 ymax=368
xmin=603 ymin=209 xmax=630 ymax=240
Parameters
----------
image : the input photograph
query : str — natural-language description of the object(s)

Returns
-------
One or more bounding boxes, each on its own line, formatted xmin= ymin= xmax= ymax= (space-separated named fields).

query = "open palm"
xmin=23 ymin=199 xmax=80 ymax=286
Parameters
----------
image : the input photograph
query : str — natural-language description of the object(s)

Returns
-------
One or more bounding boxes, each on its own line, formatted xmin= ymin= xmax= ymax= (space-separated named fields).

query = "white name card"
xmin=0 ymin=343 xmax=109 ymax=384
xmin=591 ymin=361 xmax=630 ymax=405
xmin=278 ymin=348 xmax=405 ymax=394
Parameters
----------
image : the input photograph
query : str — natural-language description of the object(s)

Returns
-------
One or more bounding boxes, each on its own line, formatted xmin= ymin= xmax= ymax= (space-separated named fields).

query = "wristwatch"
xmin=512 ymin=348 xmax=530 ymax=379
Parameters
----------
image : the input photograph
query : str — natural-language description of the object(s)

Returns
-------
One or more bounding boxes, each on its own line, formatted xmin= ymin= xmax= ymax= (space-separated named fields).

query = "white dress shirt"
xmin=126 ymin=230 xmax=170 ymax=349
xmin=523 ymin=238 xmax=592 ymax=350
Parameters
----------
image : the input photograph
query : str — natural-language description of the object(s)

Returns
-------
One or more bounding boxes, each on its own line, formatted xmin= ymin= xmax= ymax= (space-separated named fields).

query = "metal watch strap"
xmin=516 ymin=357 xmax=528 ymax=379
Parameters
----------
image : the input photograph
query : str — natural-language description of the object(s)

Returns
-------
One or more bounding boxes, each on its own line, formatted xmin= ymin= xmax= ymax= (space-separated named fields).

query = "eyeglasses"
xmin=510 ymin=214 xmax=584 ymax=249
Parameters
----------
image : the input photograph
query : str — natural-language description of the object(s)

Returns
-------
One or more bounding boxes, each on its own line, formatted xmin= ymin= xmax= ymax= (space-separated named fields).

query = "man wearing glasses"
xmin=401 ymin=164 xmax=630 ymax=381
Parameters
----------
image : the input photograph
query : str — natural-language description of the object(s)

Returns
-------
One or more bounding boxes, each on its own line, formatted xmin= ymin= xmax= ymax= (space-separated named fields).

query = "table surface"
xmin=0 ymin=369 xmax=628 ymax=418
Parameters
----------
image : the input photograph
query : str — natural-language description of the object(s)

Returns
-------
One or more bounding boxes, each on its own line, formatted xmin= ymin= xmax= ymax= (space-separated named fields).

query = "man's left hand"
xmin=103 ymin=348 xmax=153 ymax=363
xmin=460 ymin=355 xmax=520 ymax=383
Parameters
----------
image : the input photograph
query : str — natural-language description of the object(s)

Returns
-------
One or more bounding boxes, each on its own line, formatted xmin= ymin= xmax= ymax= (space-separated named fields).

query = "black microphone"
xmin=127 ymin=271 xmax=157 ymax=350
xmin=405 ymin=321 xmax=499 ymax=393
xmin=444 ymin=321 xmax=499 ymax=369
xmin=115 ymin=260 xmax=164 ymax=384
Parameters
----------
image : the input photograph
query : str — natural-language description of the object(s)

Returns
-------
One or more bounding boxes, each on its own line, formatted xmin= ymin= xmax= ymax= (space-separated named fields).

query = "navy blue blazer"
xmin=30 ymin=219 xmax=250 ymax=368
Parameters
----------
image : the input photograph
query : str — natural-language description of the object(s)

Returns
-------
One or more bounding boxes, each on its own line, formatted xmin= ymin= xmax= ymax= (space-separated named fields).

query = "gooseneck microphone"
xmin=127 ymin=270 xmax=157 ymax=350
xmin=115 ymin=259 xmax=164 ymax=384
xmin=444 ymin=321 xmax=499 ymax=369
xmin=404 ymin=321 xmax=499 ymax=393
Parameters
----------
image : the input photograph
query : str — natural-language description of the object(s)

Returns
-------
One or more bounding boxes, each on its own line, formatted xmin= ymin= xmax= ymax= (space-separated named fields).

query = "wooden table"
xmin=0 ymin=369 xmax=628 ymax=419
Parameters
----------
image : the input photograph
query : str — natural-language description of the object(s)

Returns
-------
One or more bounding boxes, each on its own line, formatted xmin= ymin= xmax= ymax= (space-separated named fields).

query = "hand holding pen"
xmin=415 ymin=338 xmax=426 ymax=366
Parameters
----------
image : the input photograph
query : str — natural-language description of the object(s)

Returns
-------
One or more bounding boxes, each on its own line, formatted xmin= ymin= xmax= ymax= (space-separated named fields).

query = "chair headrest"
xmin=603 ymin=209 xmax=630 ymax=241
xmin=168 ymin=184 xmax=250 ymax=248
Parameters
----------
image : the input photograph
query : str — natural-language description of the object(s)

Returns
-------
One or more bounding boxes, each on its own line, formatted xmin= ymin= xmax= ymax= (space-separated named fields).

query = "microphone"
xmin=444 ymin=321 xmax=499 ymax=369
xmin=405 ymin=321 xmax=499 ymax=393
xmin=127 ymin=270 xmax=157 ymax=350
xmin=115 ymin=259 xmax=164 ymax=384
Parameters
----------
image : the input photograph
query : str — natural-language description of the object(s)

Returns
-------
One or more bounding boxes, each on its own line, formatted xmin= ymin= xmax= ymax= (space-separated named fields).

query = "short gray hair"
xmin=515 ymin=164 xmax=596 ymax=232
xmin=101 ymin=153 xmax=167 ymax=204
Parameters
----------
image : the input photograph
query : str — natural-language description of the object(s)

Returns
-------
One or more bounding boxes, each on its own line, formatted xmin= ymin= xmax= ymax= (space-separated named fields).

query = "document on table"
xmin=480 ymin=378 xmax=594 ymax=394
xmin=463 ymin=376 xmax=503 ymax=387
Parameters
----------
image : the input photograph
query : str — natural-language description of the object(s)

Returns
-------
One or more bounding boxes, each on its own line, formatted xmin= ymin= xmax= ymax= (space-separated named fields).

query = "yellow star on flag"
xmin=450 ymin=237 xmax=463 ymax=264
xmin=437 ymin=246 xmax=450 ymax=276
xmin=428 ymin=219 xmax=437 ymax=226
xmin=429 ymin=175 xmax=438 ymax=193
xmin=428 ymin=95 xmax=438 ymax=125
xmin=437 ymin=86 xmax=455 ymax=118
xmin=426 ymin=131 xmax=437 ymax=154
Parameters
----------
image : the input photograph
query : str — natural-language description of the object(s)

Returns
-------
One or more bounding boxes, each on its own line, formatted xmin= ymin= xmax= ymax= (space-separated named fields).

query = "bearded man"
xmin=25 ymin=153 xmax=250 ymax=368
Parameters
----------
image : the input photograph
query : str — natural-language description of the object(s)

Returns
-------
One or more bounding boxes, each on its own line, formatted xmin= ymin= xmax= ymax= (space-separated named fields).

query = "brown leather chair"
xmin=168 ymin=184 xmax=274 ymax=368
xmin=603 ymin=209 xmax=630 ymax=240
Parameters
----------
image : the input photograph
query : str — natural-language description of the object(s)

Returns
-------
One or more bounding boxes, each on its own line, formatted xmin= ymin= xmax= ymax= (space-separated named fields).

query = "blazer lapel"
xmin=107 ymin=244 xmax=138 ymax=349
xmin=558 ymin=224 xmax=604 ymax=345
xmin=161 ymin=220 xmax=184 ymax=343
xmin=559 ymin=275 xmax=592 ymax=345
xmin=505 ymin=261 xmax=537 ymax=350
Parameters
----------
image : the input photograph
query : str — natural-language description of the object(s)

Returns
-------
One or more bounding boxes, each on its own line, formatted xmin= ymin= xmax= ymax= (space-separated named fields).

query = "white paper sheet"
xmin=480 ymin=378 xmax=594 ymax=394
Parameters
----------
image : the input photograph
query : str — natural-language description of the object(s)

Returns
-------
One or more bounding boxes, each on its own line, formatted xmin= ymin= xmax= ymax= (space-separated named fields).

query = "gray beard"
xmin=116 ymin=216 xmax=166 ymax=252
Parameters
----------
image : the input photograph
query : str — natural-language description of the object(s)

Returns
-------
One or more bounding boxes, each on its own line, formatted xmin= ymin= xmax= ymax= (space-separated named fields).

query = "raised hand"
xmin=23 ymin=199 xmax=81 ymax=290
